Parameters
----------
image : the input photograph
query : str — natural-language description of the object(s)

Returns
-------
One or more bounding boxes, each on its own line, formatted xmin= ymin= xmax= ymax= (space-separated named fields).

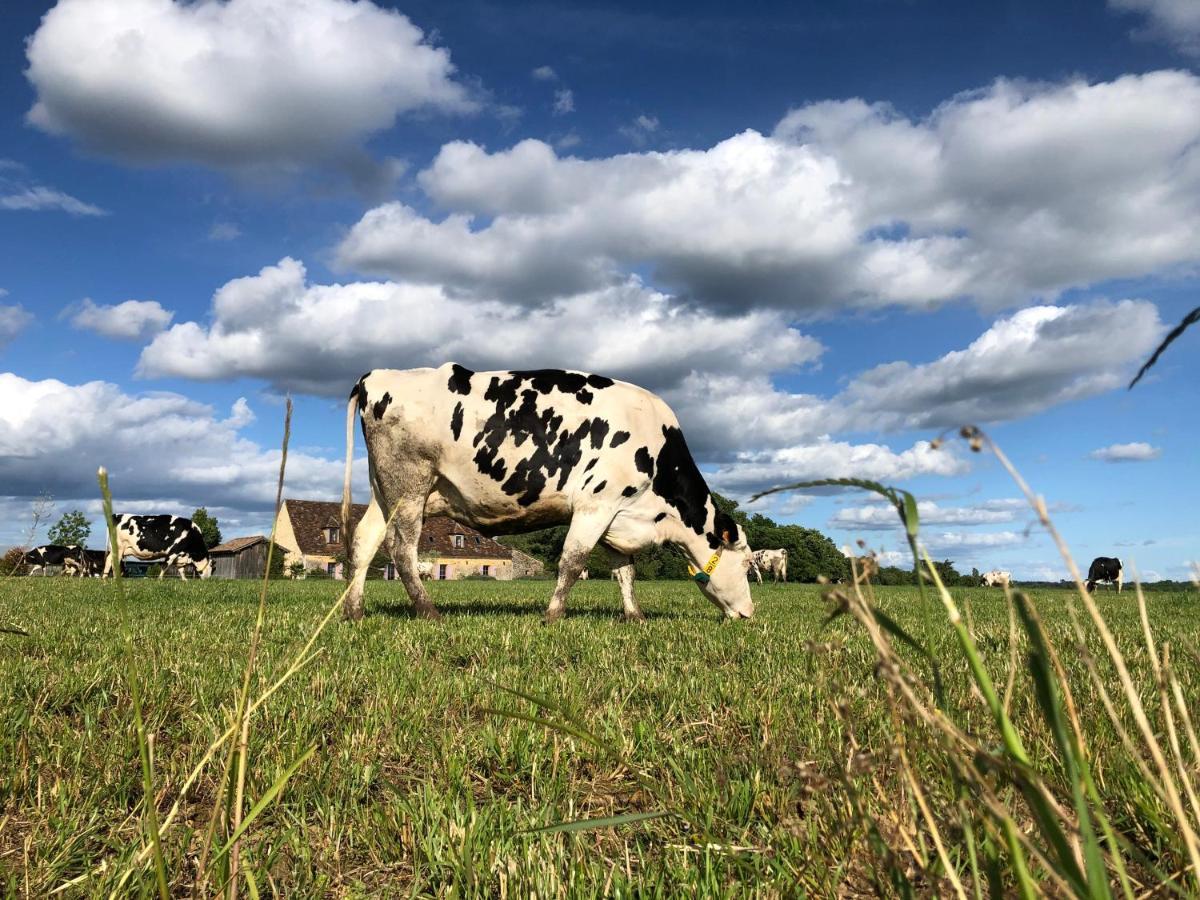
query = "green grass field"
xmin=1 ymin=576 xmax=1197 ymax=897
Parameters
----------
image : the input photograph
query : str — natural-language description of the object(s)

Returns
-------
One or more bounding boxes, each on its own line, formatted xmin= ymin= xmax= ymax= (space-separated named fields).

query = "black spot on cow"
xmin=589 ymin=419 xmax=610 ymax=450
xmin=621 ymin=485 xmax=637 ymax=497
xmin=350 ymin=373 xmax=370 ymax=412
xmin=654 ymin=512 xmax=667 ymax=522
xmin=584 ymin=458 xmax=598 ymax=473
xmin=474 ymin=446 xmax=507 ymax=482
xmin=372 ymin=392 xmax=392 ymax=420
xmin=448 ymin=364 xmax=474 ymax=395
xmin=651 ymin=426 xmax=711 ymax=535
xmin=482 ymin=369 xmax=615 ymax=408
xmin=610 ymin=430 xmax=630 ymax=448
xmin=450 ymin=402 xmax=464 ymax=441
xmin=471 ymin=376 xmax=608 ymax=506
xmin=634 ymin=447 xmax=654 ymax=477
xmin=592 ymin=480 xmax=607 ymax=493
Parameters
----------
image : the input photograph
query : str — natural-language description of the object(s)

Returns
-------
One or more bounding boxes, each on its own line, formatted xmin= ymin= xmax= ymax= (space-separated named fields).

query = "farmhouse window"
xmin=326 ymin=562 xmax=336 ymax=576
xmin=439 ymin=564 xmax=448 ymax=580
xmin=324 ymin=526 xmax=340 ymax=544
xmin=482 ymin=565 xmax=489 ymax=576
xmin=453 ymin=534 xmax=465 ymax=549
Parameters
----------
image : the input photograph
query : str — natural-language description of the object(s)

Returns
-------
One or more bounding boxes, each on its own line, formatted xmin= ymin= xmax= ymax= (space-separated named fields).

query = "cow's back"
xmin=354 ymin=365 xmax=677 ymax=529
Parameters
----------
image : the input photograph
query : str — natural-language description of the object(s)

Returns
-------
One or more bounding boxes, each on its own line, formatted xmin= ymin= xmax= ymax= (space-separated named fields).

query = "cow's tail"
xmin=343 ymin=386 xmax=360 ymax=554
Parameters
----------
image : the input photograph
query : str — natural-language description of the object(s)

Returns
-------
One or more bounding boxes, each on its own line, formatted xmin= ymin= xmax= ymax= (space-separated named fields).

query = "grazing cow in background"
xmin=982 ymin=569 xmax=1011 ymax=587
xmin=103 ymin=515 xmax=211 ymax=580
xmin=342 ymin=364 xmax=756 ymax=623
xmin=1086 ymin=557 xmax=1123 ymax=593
xmin=80 ymin=549 xmax=108 ymax=577
xmin=751 ymin=548 xmax=788 ymax=584
xmin=416 ymin=560 xmax=434 ymax=581
xmin=23 ymin=544 xmax=85 ymax=576
xmin=578 ymin=569 xmax=589 ymax=580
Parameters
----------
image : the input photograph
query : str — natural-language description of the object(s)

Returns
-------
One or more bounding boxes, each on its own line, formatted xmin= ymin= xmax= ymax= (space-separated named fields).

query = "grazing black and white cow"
xmin=79 ymin=548 xmax=108 ymax=577
xmin=750 ymin=548 xmax=788 ymax=584
xmin=1086 ymin=557 xmax=1123 ymax=593
xmin=23 ymin=544 xmax=85 ymax=576
xmin=103 ymin=515 xmax=212 ymax=580
xmin=981 ymin=569 xmax=1011 ymax=588
xmin=342 ymin=364 xmax=756 ymax=622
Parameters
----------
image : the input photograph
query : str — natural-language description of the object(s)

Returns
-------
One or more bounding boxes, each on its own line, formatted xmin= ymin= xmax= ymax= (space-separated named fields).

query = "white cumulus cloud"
xmin=68 ymin=298 xmax=174 ymax=341
xmin=24 ymin=0 xmax=476 ymax=174
xmin=830 ymin=498 xmax=1025 ymax=531
xmin=339 ymin=71 xmax=1200 ymax=313
xmin=1111 ymin=0 xmax=1200 ymax=56
xmin=1089 ymin=441 xmax=1162 ymax=462
xmin=0 ymin=305 xmax=34 ymax=349
xmin=137 ymin=257 xmax=824 ymax=400
xmin=0 ymin=374 xmax=343 ymax=523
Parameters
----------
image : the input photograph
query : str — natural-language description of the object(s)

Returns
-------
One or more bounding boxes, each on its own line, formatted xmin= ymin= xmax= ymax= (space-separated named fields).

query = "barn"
xmin=209 ymin=535 xmax=271 ymax=580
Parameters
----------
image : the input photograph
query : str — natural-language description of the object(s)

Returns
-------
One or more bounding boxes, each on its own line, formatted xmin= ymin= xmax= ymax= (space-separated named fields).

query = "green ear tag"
xmin=693 ymin=571 xmax=711 ymax=585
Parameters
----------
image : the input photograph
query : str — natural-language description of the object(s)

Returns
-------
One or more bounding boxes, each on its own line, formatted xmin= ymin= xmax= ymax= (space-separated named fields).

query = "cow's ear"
xmin=714 ymin=509 xmax=739 ymax=545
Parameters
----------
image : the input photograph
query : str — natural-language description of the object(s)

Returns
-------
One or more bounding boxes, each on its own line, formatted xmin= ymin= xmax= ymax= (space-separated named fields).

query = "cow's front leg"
xmin=545 ymin=514 xmax=610 ymax=624
xmin=607 ymin=552 xmax=643 ymax=622
xmin=752 ymin=562 xmax=763 ymax=585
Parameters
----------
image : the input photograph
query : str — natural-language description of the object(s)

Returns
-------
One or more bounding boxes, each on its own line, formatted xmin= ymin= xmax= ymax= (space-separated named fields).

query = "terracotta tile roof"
xmin=418 ymin=516 xmax=513 ymax=560
xmin=211 ymin=535 xmax=267 ymax=555
xmin=283 ymin=499 xmax=512 ymax=560
xmin=284 ymin=499 xmax=365 ymax=556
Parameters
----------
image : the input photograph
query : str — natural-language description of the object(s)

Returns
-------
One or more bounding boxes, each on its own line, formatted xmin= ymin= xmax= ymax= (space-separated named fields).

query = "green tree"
xmin=191 ymin=508 xmax=222 ymax=549
xmin=47 ymin=510 xmax=90 ymax=547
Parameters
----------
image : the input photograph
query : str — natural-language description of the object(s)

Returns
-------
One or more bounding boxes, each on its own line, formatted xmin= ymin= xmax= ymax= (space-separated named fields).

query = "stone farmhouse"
xmin=272 ymin=498 xmax=542 ymax=580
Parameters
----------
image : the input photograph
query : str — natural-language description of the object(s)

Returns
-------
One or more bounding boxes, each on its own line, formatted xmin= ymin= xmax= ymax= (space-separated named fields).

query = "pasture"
xmin=1 ymin=576 xmax=1197 ymax=896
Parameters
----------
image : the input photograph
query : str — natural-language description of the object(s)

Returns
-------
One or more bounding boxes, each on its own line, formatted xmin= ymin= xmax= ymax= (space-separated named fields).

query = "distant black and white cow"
xmin=103 ymin=515 xmax=212 ymax=580
xmin=750 ymin=548 xmax=788 ymax=584
xmin=1086 ymin=557 xmax=1123 ymax=593
xmin=23 ymin=544 xmax=85 ymax=576
xmin=80 ymin=548 xmax=108 ymax=577
xmin=342 ymin=365 xmax=756 ymax=622
xmin=981 ymin=569 xmax=1011 ymax=587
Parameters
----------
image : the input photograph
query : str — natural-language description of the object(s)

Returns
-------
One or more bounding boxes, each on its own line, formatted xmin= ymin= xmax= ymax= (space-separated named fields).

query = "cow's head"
xmin=196 ymin=556 xmax=213 ymax=579
xmin=693 ymin=510 xmax=755 ymax=619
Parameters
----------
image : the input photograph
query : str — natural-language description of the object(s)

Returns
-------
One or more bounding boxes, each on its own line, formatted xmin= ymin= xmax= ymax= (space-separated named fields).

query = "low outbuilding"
xmin=209 ymin=535 xmax=271 ymax=580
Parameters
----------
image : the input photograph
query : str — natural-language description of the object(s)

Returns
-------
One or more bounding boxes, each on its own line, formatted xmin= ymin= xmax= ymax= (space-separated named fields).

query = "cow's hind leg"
xmin=545 ymin=513 xmax=610 ymax=623
xmin=344 ymin=498 xmax=388 ymax=621
xmin=389 ymin=513 xmax=441 ymax=620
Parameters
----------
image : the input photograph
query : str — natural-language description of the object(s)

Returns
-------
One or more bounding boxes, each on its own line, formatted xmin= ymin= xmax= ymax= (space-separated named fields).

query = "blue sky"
xmin=0 ymin=0 xmax=1197 ymax=580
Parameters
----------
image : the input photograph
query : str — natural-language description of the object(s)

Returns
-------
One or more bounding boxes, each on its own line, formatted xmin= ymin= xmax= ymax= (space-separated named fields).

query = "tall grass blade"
xmin=97 ymin=467 xmax=170 ymax=900
xmin=527 ymin=810 xmax=675 ymax=836
xmin=1129 ymin=305 xmax=1199 ymax=389
xmin=1015 ymin=593 xmax=1111 ymax=899
xmin=212 ymin=745 xmax=315 ymax=866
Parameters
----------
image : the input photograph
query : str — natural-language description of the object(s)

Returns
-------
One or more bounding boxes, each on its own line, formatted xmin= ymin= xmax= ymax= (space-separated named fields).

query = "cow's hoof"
xmin=543 ymin=607 xmax=565 ymax=625
xmin=415 ymin=605 xmax=443 ymax=621
xmin=342 ymin=608 xmax=364 ymax=623
xmin=623 ymin=611 xmax=647 ymax=623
